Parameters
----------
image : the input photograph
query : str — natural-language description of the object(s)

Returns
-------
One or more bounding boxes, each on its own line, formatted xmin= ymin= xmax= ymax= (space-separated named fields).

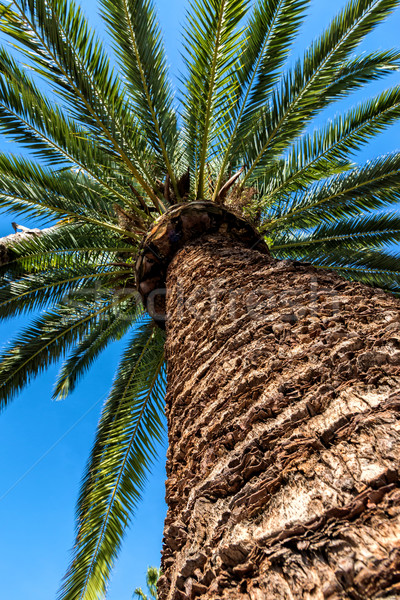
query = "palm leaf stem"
xmin=242 ymin=0 xmax=399 ymax=185
xmin=75 ymin=336 xmax=164 ymax=600
xmin=265 ymin=165 xmax=400 ymax=230
xmin=119 ymin=0 xmax=179 ymax=201
xmin=10 ymin=1 xmax=163 ymax=211
xmin=197 ymin=0 xmax=228 ymax=199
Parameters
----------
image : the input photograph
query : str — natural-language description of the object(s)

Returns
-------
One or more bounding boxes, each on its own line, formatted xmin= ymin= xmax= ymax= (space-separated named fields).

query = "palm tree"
xmin=134 ymin=566 xmax=161 ymax=600
xmin=1 ymin=0 xmax=400 ymax=597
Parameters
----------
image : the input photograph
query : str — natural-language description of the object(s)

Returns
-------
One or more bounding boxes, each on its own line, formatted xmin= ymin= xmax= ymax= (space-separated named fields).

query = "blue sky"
xmin=0 ymin=1 xmax=400 ymax=599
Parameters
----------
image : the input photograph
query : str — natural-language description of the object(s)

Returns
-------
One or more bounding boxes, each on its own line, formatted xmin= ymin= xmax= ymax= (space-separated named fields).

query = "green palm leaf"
xmin=0 ymin=155 xmax=119 ymax=223
xmin=0 ymin=265 xmax=126 ymax=320
xmin=260 ymin=84 xmax=400 ymax=199
xmin=274 ymin=244 xmax=400 ymax=292
xmin=242 ymin=0 xmax=400 ymax=182
xmin=0 ymin=0 xmax=133 ymax=140
xmin=0 ymin=51 xmax=104 ymax=168
xmin=323 ymin=49 xmax=400 ymax=99
xmin=0 ymin=0 xmax=162 ymax=208
xmin=100 ymin=0 xmax=178 ymax=183
xmin=0 ymin=156 xmax=148 ymax=238
xmin=58 ymin=320 xmax=165 ymax=600
xmin=54 ymin=302 xmax=143 ymax=399
xmin=182 ymin=0 xmax=248 ymax=198
xmin=0 ymin=297 xmax=117 ymax=410
xmin=265 ymin=152 xmax=400 ymax=230
xmin=0 ymin=223 xmax=132 ymax=275
xmin=272 ymin=212 xmax=400 ymax=252
xmin=213 ymin=0 xmax=309 ymax=197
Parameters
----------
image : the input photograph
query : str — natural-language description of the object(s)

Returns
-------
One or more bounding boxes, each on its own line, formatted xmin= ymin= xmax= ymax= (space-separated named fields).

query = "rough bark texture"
xmin=135 ymin=201 xmax=267 ymax=325
xmin=160 ymin=234 xmax=400 ymax=600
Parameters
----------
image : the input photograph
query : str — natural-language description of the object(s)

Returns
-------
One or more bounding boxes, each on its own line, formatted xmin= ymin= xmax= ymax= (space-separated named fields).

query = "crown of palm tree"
xmin=0 ymin=0 xmax=400 ymax=598
xmin=134 ymin=566 xmax=161 ymax=599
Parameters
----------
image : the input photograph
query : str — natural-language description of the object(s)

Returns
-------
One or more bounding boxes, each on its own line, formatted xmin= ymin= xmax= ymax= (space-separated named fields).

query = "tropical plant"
xmin=0 ymin=0 xmax=400 ymax=598
xmin=134 ymin=566 xmax=161 ymax=600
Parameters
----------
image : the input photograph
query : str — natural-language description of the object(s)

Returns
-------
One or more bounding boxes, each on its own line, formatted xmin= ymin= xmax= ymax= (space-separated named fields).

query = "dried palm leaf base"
xmin=135 ymin=201 xmax=269 ymax=326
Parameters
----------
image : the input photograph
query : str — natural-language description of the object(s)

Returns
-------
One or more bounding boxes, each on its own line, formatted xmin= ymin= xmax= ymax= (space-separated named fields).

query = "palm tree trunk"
xmin=159 ymin=234 xmax=400 ymax=600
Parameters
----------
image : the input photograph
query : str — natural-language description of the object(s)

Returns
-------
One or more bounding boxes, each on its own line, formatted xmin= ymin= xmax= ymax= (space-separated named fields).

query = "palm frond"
xmin=272 ymin=212 xmax=400 ymax=251
xmin=0 ymin=154 xmax=119 ymax=221
xmin=0 ymin=223 xmax=132 ymax=275
xmin=260 ymin=84 xmax=400 ymax=199
xmin=0 ymin=49 xmax=147 ymax=211
xmin=182 ymin=0 xmax=249 ymax=198
xmin=237 ymin=0 xmax=309 ymax=128
xmin=0 ymin=297 xmax=117 ymax=410
xmin=273 ymin=244 xmax=400 ymax=293
xmin=0 ymin=258 xmax=131 ymax=320
xmin=54 ymin=302 xmax=143 ymax=399
xmin=324 ymin=48 xmax=400 ymax=99
xmin=242 ymin=0 xmax=400 ymax=181
xmin=0 ymin=50 xmax=107 ymax=168
xmin=0 ymin=0 xmax=132 ymax=137
xmin=101 ymin=0 xmax=178 ymax=188
xmin=265 ymin=152 xmax=400 ymax=230
xmin=0 ymin=1 xmax=162 ymax=208
xmin=213 ymin=0 xmax=309 ymax=198
xmin=0 ymin=156 xmax=146 ymax=238
xmin=59 ymin=320 xmax=166 ymax=600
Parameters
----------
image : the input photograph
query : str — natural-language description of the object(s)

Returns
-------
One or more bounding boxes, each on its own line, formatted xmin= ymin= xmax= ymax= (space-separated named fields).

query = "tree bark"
xmin=159 ymin=234 xmax=400 ymax=600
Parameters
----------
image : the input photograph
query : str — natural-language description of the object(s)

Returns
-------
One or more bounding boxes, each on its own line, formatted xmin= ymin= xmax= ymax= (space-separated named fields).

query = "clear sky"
xmin=0 ymin=1 xmax=399 ymax=599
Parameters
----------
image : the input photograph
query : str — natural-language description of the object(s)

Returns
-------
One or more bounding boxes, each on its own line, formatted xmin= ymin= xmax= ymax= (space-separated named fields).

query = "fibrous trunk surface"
xmin=160 ymin=234 xmax=400 ymax=600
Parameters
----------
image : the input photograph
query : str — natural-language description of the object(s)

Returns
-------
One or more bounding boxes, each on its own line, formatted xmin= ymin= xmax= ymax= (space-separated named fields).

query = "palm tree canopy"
xmin=0 ymin=0 xmax=400 ymax=598
xmin=134 ymin=566 xmax=161 ymax=599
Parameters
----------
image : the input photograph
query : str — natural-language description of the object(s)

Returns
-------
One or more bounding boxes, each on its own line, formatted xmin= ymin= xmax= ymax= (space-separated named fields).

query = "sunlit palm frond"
xmin=0 ymin=223 xmax=132 ymax=275
xmin=0 ymin=0 xmax=162 ymax=207
xmin=182 ymin=0 xmax=248 ymax=198
xmin=0 ymin=297 xmax=118 ymax=410
xmin=242 ymin=0 xmax=400 ymax=182
xmin=101 ymin=0 xmax=178 ymax=183
xmin=265 ymin=152 xmax=400 ymax=230
xmin=59 ymin=320 xmax=165 ymax=600
xmin=54 ymin=301 xmax=144 ymax=399
xmin=0 ymin=261 xmax=128 ymax=320
xmin=258 ymin=84 xmax=400 ymax=199
xmin=0 ymin=49 xmax=108 ymax=168
xmin=271 ymin=212 xmax=400 ymax=252
xmin=0 ymin=154 xmax=123 ymax=223
xmin=213 ymin=0 xmax=309 ymax=197
xmin=323 ymin=49 xmax=400 ymax=100
xmin=272 ymin=242 xmax=400 ymax=293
